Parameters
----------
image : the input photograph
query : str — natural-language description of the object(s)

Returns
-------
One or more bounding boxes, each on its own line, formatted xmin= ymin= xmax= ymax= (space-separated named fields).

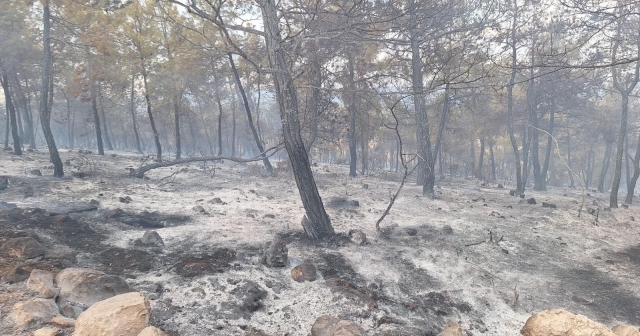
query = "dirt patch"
xmin=170 ymin=248 xmax=237 ymax=277
xmin=97 ymin=247 xmax=158 ymax=274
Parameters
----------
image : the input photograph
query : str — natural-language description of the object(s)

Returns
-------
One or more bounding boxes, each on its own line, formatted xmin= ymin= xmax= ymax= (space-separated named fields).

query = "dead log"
xmin=130 ymin=146 xmax=282 ymax=178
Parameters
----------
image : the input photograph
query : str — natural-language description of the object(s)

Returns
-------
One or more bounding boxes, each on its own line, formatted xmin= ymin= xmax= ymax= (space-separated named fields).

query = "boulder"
xmin=138 ymin=326 xmax=166 ymax=336
xmin=74 ymin=292 xmax=151 ymax=336
xmin=349 ymin=230 xmax=367 ymax=245
xmin=11 ymin=298 xmax=59 ymax=327
xmin=55 ymin=268 xmax=130 ymax=307
xmin=311 ymin=315 xmax=365 ymax=336
xmin=34 ymin=327 xmax=61 ymax=336
xmin=521 ymin=309 xmax=616 ymax=336
xmin=262 ymin=237 xmax=288 ymax=267
xmin=527 ymin=198 xmax=536 ymax=205
xmin=291 ymin=263 xmax=317 ymax=282
xmin=59 ymin=303 xmax=83 ymax=319
xmin=0 ymin=237 xmax=45 ymax=260
xmin=135 ymin=231 xmax=165 ymax=247
xmin=50 ymin=315 xmax=75 ymax=328
xmin=27 ymin=269 xmax=59 ymax=299
xmin=612 ymin=325 xmax=640 ymax=336
xmin=437 ymin=322 xmax=463 ymax=336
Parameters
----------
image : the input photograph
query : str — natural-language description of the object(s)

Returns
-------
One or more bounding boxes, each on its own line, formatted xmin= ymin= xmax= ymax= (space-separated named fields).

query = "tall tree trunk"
xmin=586 ymin=144 xmax=594 ymax=189
xmin=97 ymin=84 xmax=113 ymax=150
xmin=489 ymin=140 xmax=496 ymax=181
xmin=4 ymin=103 xmax=9 ymax=149
xmin=626 ymin=132 xmax=631 ymax=189
xmin=306 ymin=58 xmax=321 ymax=154
xmin=347 ymin=52 xmax=358 ymax=178
xmin=213 ymin=75 xmax=224 ymax=156
xmin=0 ymin=73 xmax=21 ymax=155
xmin=261 ymin=0 xmax=334 ymax=239
xmin=477 ymin=137 xmax=485 ymax=179
xmin=507 ymin=0 xmax=523 ymax=194
xmin=470 ymin=139 xmax=476 ymax=177
xmin=130 ymin=76 xmax=143 ymax=154
xmin=228 ymin=53 xmax=273 ymax=173
xmin=433 ymin=83 xmax=450 ymax=163
xmin=174 ymin=91 xmax=181 ymax=159
xmin=610 ymin=94 xmax=629 ymax=207
xmin=598 ymin=140 xmax=613 ymax=192
xmin=624 ymin=133 xmax=640 ymax=204
xmin=567 ymin=136 xmax=575 ymax=188
xmin=409 ymin=4 xmax=435 ymax=195
xmin=38 ymin=0 xmax=63 ymax=176
xmin=141 ymin=63 xmax=162 ymax=161
xmin=65 ymin=91 xmax=74 ymax=148
xmin=13 ymin=72 xmax=35 ymax=149
xmin=90 ymin=82 xmax=104 ymax=155
xmin=539 ymin=101 xmax=555 ymax=190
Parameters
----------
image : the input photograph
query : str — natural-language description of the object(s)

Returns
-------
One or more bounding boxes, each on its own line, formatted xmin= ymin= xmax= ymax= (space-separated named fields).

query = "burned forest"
xmin=1 ymin=0 xmax=640 ymax=335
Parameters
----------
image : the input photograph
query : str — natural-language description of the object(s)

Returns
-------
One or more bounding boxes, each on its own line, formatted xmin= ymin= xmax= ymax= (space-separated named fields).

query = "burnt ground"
xmin=0 ymin=149 xmax=639 ymax=335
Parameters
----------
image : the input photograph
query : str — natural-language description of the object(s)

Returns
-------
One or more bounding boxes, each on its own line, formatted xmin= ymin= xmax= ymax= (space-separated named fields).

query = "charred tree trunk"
xmin=141 ymin=63 xmax=162 ymax=161
xmin=174 ymin=91 xmax=181 ymax=160
xmin=477 ymin=137 xmax=485 ymax=179
xmin=13 ymin=72 xmax=35 ymax=149
xmin=262 ymin=0 xmax=334 ymax=239
xmin=624 ymin=133 xmax=640 ymax=204
xmin=610 ymin=94 xmax=630 ymax=206
xmin=306 ymin=58 xmax=321 ymax=154
xmin=489 ymin=140 xmax=496 ymax=181
xmin=228 ymin=53 xmax=273 ymax=173
xmin=0 ymin=73 xmax=21 ymax=155
xmin=38 ymin=0 xmax=63 ymax=176
xmin=598 ymin=140 xmax=613 ymax=193
xmin=130 ymin=76 xmax=143 ymax=154
xmin=347 ymin=52 xmax=358 ymax=178
xmin=433 ymin=83 xmax=450 ymax=164
xmin=90 ymin=82 xmax=104 ymax=155
xmin=567 ymin=136 xmax=575 ymax=188
xmin=539 ymin=102 xmax=555 ymax=190
xmin=507 ymin=1 xmax=524 ymax=195
xmin=97 ymin=84 xmax=113 ymax=150
xmin=213 ymin=75 xmax=224 ymax=156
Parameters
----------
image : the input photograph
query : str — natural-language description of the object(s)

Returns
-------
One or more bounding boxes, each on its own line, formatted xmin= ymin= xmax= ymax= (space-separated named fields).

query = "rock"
xmin=75 ymin=292 xmax=151 ymax=336
xmin=60 ymin=303 xmax=83 ymax=318
xmin=349 ymin=229 xmax=367 ymax=245
xmin=72 ymin=172 xmax=86 ymax=178
xmin=11 ymin=298 xmax=59 ymax=327
xmin=34 ymin=327 xmax=61 ymax=336
xmin=51 ymin=315 xmax=75 ymax=328
xmin=30 ymin=169 xmax=43 ymax=176
xmin=56 ymin=268 xmax=130 ymax=308
xmin=138 ymin=326 xmax=166 ymax=336
xmin=527 ymin=198 xmax=536 ymax=205
xmin=521 ymin=309 xmax=616 ymax=336
xmin=209 ymin=197 xmax=224 ymax=204
xmin=622 ymin=204 xmax=630 ymax=209
xmin=362 ymin=184 xmax=369 ymax=189
xmin=587 ymin=208 xmax=597 ymax=215
xmin=542 ymin=202 xmax=557 ymax=209
xmin=509 ymin=189 xmax=517 ymax=196
xmin=437 ymin=322 xmax=463 ymax=336
xmin=119 ymin=196 xmax=133 ymax=204
xmin=27 ymin=269 xmax=58 ymax=299
xmin=0 ymin=176 xmax=8 ymax=190
xmin=264 ymin=214 xmax=276 ymax=219
xmin=106 ymin=208 xmax=126 ymax=219
xmin=0 ymin=237 xmax=45 ymax=260
xmin=311 ymin=315 xmax=366 ymax=336
xmin=1 ymin=265 xmax=31 ymax=283
xmin=45 ymin=246 xmax=77 ymax=264
xmin=262 ymin=237 xmax=288 ymax=267
xmin=192 ymin=205 xmax=206 ymax=213
xmin=612 ymin=325 xmax=640 ymax=336
xmin=405 ymin=228 xmax=418 ymax=236
xmin=291 ymin=263 xmax=317 ymax=282
xmin=135 ymin=231 xmax=164 ymax=247
xmin=497 ymin=184 xmax=504 ymax=188
xmin=351 ymin=200 xmax=360 ymax=207
xmin=442 ymin=225 xmax=454 ymax=234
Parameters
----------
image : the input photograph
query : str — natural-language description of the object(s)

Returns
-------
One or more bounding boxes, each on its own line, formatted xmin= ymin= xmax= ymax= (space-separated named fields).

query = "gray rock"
xmin=135 ymin=231 xmax=165 ymax=247
xmin=262 ymin=237 xmax=288 ymax=267
xmin=0 ymin=237 xmax=45 ymax=260
xmin=0 ymin=201 xmax=16 ymax=210
xmin=27 ymin=270 xmax=59 ymax=299
xmin=11 ymin=298 xmax=59 ymax=327
xmin=55 ymin=268 xmax=131 ymax=308
xmin=348 ymin=229 xmax=367 ymax=245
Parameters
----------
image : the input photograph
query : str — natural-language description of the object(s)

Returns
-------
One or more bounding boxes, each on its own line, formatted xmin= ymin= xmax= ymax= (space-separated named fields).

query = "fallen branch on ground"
xmin=130 ymin=145 xmax=283 ymax=178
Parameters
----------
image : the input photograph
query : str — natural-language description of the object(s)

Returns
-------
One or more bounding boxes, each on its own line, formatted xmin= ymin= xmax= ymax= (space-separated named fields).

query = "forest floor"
xmin=0 ymin=148 xmax=639 ymax=336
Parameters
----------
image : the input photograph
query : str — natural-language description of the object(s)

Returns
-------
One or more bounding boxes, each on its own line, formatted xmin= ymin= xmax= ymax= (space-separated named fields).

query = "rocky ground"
xmin=0 ymin=148 xmax=639 ymax=336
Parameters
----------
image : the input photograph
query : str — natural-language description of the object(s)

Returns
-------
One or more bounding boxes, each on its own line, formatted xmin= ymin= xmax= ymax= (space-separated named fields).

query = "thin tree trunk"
xmin=38 ymin=0 xmax=63 ymax=176
xmin=0 ymin=73 xmax=21 ymax=154
xmin=626 ymin=132 xmax=631 ymax=189
xmin=610 ymin=94 xmax=629 ymax=206
xmin=507 ymin=0 xmax=523 ymax=194
xmin=141 ymin=64 xmax=162 ymax=161
xmin=599 ymin=140 xmax=613 ymax=192
xmin=477 ymin=137 xmax=485 ymax=179
xmin=262 ymin=0 xmax=334 ymax=239
xmin=213 ymin=75 xmax=224 ymax=156
xmin=539 ymin=101 xmax=555 ymax=190
xmin=306 ymin=58 xmax=321 ymax=153
xmin=90 ymin=82 xmax=104 ymax=155
xmin=130 ymin=76 xmax=143 ymax=154
xmin=228 ymin=53 xmax=273 ymax=173
xmin=347 ymin=52 xmax=358 ymax=178
xmin=433 ymin=83 xmax=450 ymax=163
xmin=489 ymin=140 xmax=496 ymax=181
xmin=586 ymin=144 xmax=594 ymax=189
xmin=174 ymin=91 xmax=181 ymax=159
xmin=97 ymin=84 xmax=113 ymax=150
xmin=14 ymin=72 xmax=35 ymax=149
xmin=567 ymin=136 xmax=575 ymax=188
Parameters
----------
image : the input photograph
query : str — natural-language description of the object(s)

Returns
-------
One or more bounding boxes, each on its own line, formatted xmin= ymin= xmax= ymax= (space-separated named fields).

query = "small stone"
xmin=442 ymin=225 xmax=454 ymax=234
xmin=527 ymin=198 xmax=536 ymax=204
xmin=30 ymin=169 xmax=43 ymax=176
xmin=497 ymin=184 xmax=504 ymax=188
xmin=264 ymin=214 xmax=276 ymax=219
xmin=291 ymin=263 xmax=317 ymax=282
xmin=73 ymin=172 xmax=86 ymax=178
xmin=11 ymin=298 xmax=59 ymax=327
xmin=362 ymin=184 xmax=369 ymax=189
xmin=542 ymin=202 xmax=556 ymax=208
xmin=311 ymin=315 xmax=365 ymax=336
xmin=34 ymin=327 xmax=61 ymax=336
xmin=349 ymin=229 xmax=367 ymax=245
xmin=27 ymin=269 xmax=59 ymax=299
xmin=192 ymin=205 xmax=206 ymax=213
xmin=351 ymin=200 xmax=360 ymax=207
xmin=405 ymin=228 xmax=418 ymax=236
xmin=60 ymin=303 xmax=83 ymax=318
xmin=119 ymin=196 xmax=133 ymax=204
xmin=209 ymin=197 xmax=224 ymax=204
xmin=509 ymin=189 xmax=517 ymax=196
xmin=51 ymin=315 xmax=76 ymax=328
xmin=0 ymin=237 xmax=45 ymax=260
xmin=262 ymin=237 xmax=288 ymax=267
xmin=1 ymin=265 xmax=31 ymax=283
xmin=437 ymin=321 xmax=463 ymax=336
xmin=136 ymin=231 xmax=164 ymax=247
xmin=138 ymin=326 xmax=166 ymax=336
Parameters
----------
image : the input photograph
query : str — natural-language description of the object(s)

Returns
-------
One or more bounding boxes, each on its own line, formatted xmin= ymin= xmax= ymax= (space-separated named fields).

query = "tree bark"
xmin=598 ymin=140 xmax=613 ymax=192
xmin=610 ymin=94 xmax=629 ymax=206
xmin=567 ymin=135 xmax=575 ymax=188
xmin=489 ymin=140 xmax=496 ymax=181
xmin=90 ymin=82 xmax=104 ymax=155
xmin=433 ymin=83 xmax=450 ymax=164
xmin=261 ymin=0 xmax=334 ymax=239
xmin=228 ymin=53 xmax=273 ymax=173
xmin=0 ymin=73 xmax=21 ymax=155
xmin=347 ymin=52 xmax=357 ymax=178
xmin=539 ymin=101 xmax=555 ymax=190
xmin=97 ymin=84 xmax=113 ymax=150
xmin=477 ymin=137 xmax=485 ymax=179
xmin=38 ymin=0 xmax=63 ymax=176
xmin=13 ymin=71 xmax=34 ymax=149
xmin=141 ymin=62 xmax=162 ymax=161
xmin=130 ymin=75 xmax=143 ymax=154
xmin=306 ymin=58 xmax=321 ymax=154
xmin=507 ymin=0 xmax=524 ymax=194
xmin=213 ymin=75 xmax=224 ymax=156
xmin=174 ymin=91 xmax=181 ymax=159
